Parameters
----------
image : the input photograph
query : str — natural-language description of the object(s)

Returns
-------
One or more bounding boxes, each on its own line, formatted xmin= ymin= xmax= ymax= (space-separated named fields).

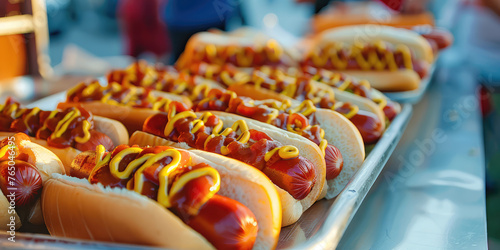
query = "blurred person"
xmin=162 ymin=0 xmax=235 ymax=64
xmin=296 ymin=0 xmax=425 ymax=14
xmin=399 ymin=0 xmax=429 ymax=13
xmin=463 ymin=0 xmax=500 ymax=81
xmin=482 ymin=0 xmax=500 ymax=16
xmin=119 ymin=0 xmax=171 ymax=60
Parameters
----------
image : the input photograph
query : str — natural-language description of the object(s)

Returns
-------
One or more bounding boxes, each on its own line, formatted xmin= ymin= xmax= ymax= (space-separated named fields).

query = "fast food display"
xmin=189 ymin=63 xmax=401 ymax=121
xmin=0 ymin=133 xmax=65 ymax=230
xmin=173 ymin=31 xmax=408 ymax=142
xmin=0 ymin=98 xmax=128 ymax=170
xmin=42 ymin=145 xmax=281 ymax=249
xmin=192 ymin=90 xmax=365 ymax=199
xmin=191 ymin=64 xmax=386 ymax=144
xmin=130 ymin=107 xmax=325 ymax=226
xmin=188 ymin=62 xmax=398 ymax=122
xmin=177 ymin=27 xmax=451 ymax=93
xmin=1 ymin=20 xmax=451 ymax=249
xmin=103 ymin=63 xmax=365 ymax=200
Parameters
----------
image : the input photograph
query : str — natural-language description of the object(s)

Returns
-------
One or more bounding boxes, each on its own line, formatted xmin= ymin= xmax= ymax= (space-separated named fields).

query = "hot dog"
xmin=309 ymin=2 xmax=454 ymax=51
xmin=0 ymin=98 xmax=128 ymax=171
xmin=170 ymin=61 xmax=385 ymax=144
xmin=301 ymin=25 xmax=435 ymax=92
xmin=408 ymin=25 xmax=453 ymax=51
xmin=212 ymin=67 xmax=386 ymax=144
xmin=188 ymin=62 xmax=400 ymax=123
xmin=60 ymin=80 xmax=192 ymax=134
xmin=309 ymin=2 xmax=435 ymax=33
xmin=104 ymin=60 xmax=388 ymax=144
xmin=107 ymin=60 xmax=225 ymax=97
xmin=105 ymin=60 xmax=383 ymax=144
xmin=194 ymin=88 xmax=365 ymax=199
xmin=298 ymin=66 xmax=401 ymax=122
xmin=0 ymin=133 xmax=65 ymax=230
xmin=87 ymin=63 xmax=362 ymax=199
xmin=129 ymin=107 xmax=326 ymax=226
xmin=97 ymin=59 xmax=384 ymax=144
xmin=172 ymin=30 xmax=398 ymax=124
xmin=176 ymin=31 xmax=299 ymax=69
xmin=42 ymin=145 xmax=281 ymax=249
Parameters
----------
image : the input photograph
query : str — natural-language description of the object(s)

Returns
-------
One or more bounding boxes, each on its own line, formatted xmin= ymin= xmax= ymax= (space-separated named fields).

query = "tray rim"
xmin=383 ymin=64 xmax=437 ymax=104
xmin=291 ymin=103 xmax=413 ymax=249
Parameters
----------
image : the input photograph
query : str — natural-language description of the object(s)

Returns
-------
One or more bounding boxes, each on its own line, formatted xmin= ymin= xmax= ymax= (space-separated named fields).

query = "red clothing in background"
xmin=119 ymin=0 xmax=171 ymax=58
xmin=377 ymin=0 xmax=403 ymax=11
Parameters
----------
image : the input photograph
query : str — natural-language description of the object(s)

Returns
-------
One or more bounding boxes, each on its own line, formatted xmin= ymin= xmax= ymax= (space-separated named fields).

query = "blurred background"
xmin=0 ymin=0 xmax=499 ymax=248
xmin=1 ymin=0 xmax=316 ymax=79
xmin=1 ymin=0 xmax=499 ymax=80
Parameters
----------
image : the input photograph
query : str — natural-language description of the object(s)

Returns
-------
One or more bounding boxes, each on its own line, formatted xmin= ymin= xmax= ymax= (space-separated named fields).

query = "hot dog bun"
xmin=299 ymin=67 xmax=402 ymax=116
xmin=192 ymin=85 xmax=366 ymax=199
xmin=177 ymin=31 xmax=299 ymax=69
xmin=57 ymin=102 xmax=158 ymax=135
xmin=313 ymin=108 xmax=364 ymax=199
xmin=59 ymin=90 xmax=192 ymax=135
xmin=0 ymin=136 xmax=65 ymax=229
xmin=227 ymin=82 xmax=386 ymax=130
xmin=302 ymin=25 xmax=434 ymax=92
xmin=330 ymin=86 xmax=386 ymax=123
xmin=190 ymin=75 xmax=227 ymax=90
xmin=329 ymin=68 xmax=421 ymax=92
xmin=19 ymin=139 xmax=66 ymax=181
xmin=0 ymin=115 xmax=128 ymax=173
xmin=369 ymin=88 xmax=402 ymax=114
xmin=130 ymin=111 xmax=325 ymax=226
xmin=43 ymin=174 xmax=214 ymax=249
xmin=92 ymin=116 xmax=129 ymax=146
xmin=228 ymin=83 xmax=291 ymax=103
xmin=317 ymin=25 xmax=434 ymax=64
xmin=42 ymin=147 xmax=281 ymax=249
xmin=0 ymin=135 xmax=66 ymax=181
xmin=311 ymin=2 xmax=435 ymax=33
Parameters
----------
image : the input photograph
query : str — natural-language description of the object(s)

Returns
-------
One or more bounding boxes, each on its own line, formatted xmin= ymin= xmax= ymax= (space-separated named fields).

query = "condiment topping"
xmin=143 ymin=108 xmax=317 ymax=199
xmin=87 ymin=144 xmax=258 ymax=249
xmin=304 ymin=41 xmax=414 ymax=71
xmin=194 ymin=89 xmax=345 ymax=179
xmin=66 ymin=81 xmax=181 ymax=112
xmin=0 ymin=99 xmax=94 ymax=148
xmin=93 ymin=145 xmax=220 ymax=211
xmin=191 ymin=40 xmax=285 ymax=67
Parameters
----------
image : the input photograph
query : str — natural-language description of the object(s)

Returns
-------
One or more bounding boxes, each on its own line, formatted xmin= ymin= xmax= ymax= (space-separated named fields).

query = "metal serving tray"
xmin=0 ymin=92 xmax=413 ymax=249
xmin=383 ymin=65 xmax=436 ymax=104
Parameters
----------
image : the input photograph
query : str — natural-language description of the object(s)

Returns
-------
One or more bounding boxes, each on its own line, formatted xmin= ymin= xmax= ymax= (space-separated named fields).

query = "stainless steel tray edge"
xmin=291 ymin=103 xmax=413 ymax=250
xmin=0 ymin=232 xmax=167 ymax=250
xmin=384 ymin=65 xmax=436 ymax=104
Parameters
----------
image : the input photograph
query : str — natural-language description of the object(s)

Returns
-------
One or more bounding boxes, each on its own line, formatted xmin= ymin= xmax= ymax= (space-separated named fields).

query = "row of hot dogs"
xmin=0 ymin=25 xmax=450 ymax=249
xmin=178 ymin=25 xmax=451 ymax=92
